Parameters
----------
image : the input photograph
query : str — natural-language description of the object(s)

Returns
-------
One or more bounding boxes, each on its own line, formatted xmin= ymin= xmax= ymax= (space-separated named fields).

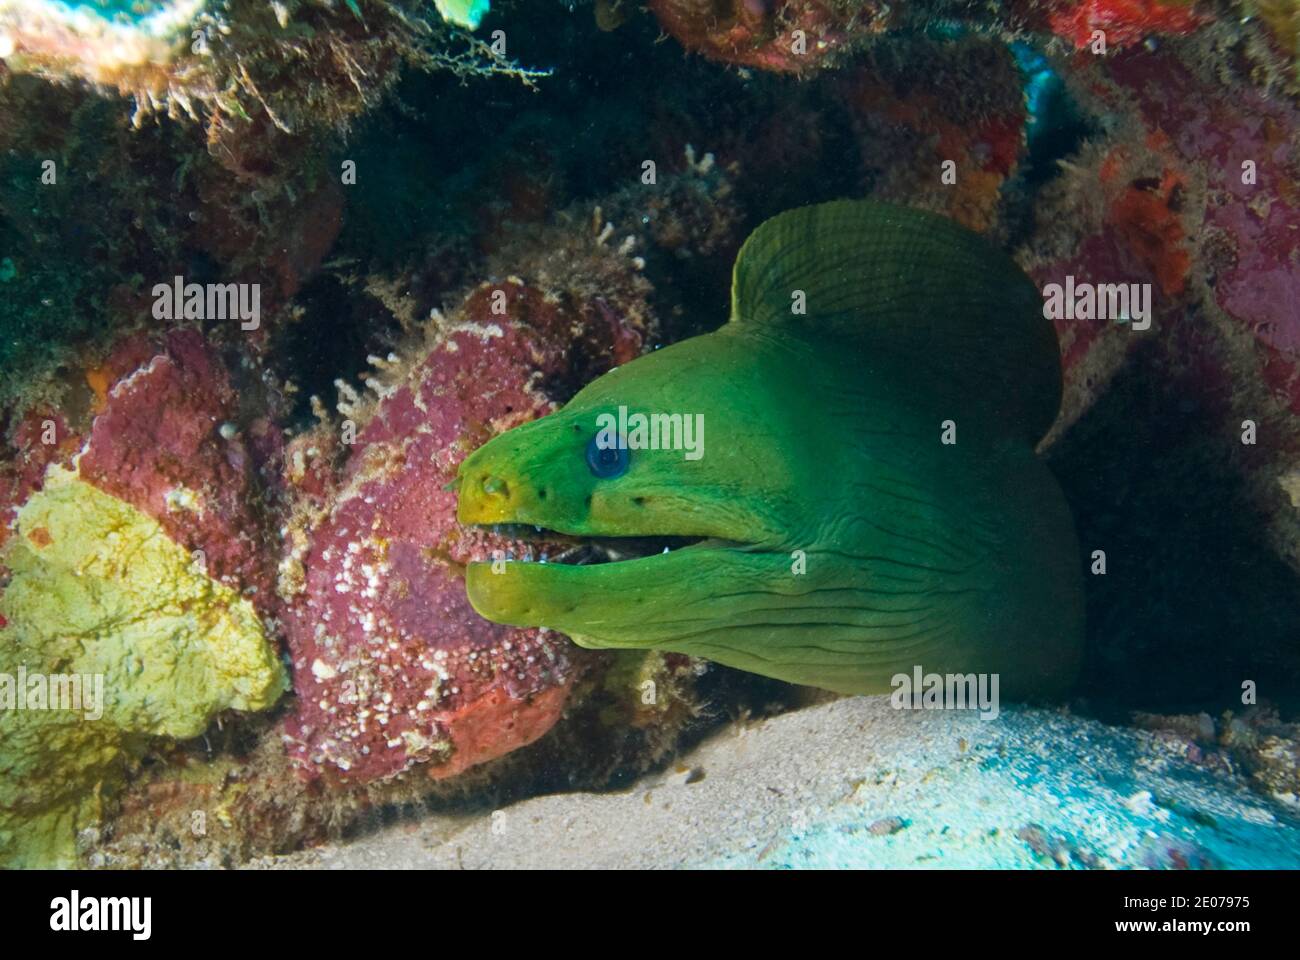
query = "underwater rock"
xmin=1053 ymin=47 xmax=1300 ymax=572
xmin=1245 ymin=0 xmax=1299 ymax=85
xmin=81 ymin=330 xmax=285 ymax=592
xmin=593 ymin=651 xmax=709 ymax=732
xmin=1 ymin=329 xmax=285 ymax=597
xmin=0 ymin=0 xmax=535 ymax=132
xmin=646 ymin=0 xmax=1215 ymax=75
xmin=0 ymin=71 xmax=349 ymax=403
xmin=1102 ymin=51 xmax=1300 ymax=407
xmin=1134 ymin=708 xmax=1300 ymax=803
xmin=280 ymin=279 xmax=651 ymax=784
xmin=1218 ymin=709 xmax=1300 ymax=804
xmin=185 ymin=105 xmax=348 ymax=303
xmin=0 ymin=0 xmax=208 ymax=91
xmin=434 ymin=0 xmax=490 ymax=29
xmin=1037 ymin=0 xmax=1212 ymax=50
xmin=0 ymin=329 xmax=287 ymax=867
xmin=1021 ymin=136 xmax=1193 ymax=439
xmin=837 ymin=36 xmax=1028 ymax=234
xmin=648 ymin=0 xmax=891 ymax=74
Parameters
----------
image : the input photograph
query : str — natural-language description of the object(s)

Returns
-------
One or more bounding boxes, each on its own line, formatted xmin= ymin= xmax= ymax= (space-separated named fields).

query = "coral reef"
xmin=1135 ymin=707 xmax=1300 ymax=804
xmin=647 ymin=0 xmax=893 ymax=73
xmin=2 ymin=0 xmax=1299 ymax=870
xmin=1006 ymin=34 xmax=1300 ymax=712
xmin=1040 ymin=0 xmax=1212 ymax=50
xmin=278 ymin=291 xmax=614 ymax=784
xmin=0 ymin=72 xmax=342 ymax=407
xmin=1036 ymin=42 xmax=1300 ymax=577
xmin=1248 ymin=0 xmax=1299 ymax=81
xmin=0 ymin=330 xmax=287 ymax=867
xmin=0 ymin=0 xmax=208 ymax=89
xmin=1105 ymin=51 xmax=1300 ymax=410
xmin=0 ymin=0 xmax=534 ymax=131
xmin=1020 ymin=136 xmax=1183 ymax=437
xmin=836 ymin=35 xmax=1029 ymax=234
xmin=0 ymin=116 xmax=748 ymax=864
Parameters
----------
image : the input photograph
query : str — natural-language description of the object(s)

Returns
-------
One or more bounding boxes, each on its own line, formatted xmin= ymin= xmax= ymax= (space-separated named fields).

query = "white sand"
xmin=255 ymin=697 xmax=1300 ymax=869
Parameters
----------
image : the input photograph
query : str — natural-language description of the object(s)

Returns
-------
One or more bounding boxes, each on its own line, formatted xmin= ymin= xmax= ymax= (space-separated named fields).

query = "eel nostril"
xmin=482 ymin=476 xmax=509 ymax=498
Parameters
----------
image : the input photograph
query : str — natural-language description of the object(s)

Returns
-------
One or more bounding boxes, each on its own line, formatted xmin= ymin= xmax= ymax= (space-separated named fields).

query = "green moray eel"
xmin=456 ymin=200 xmax=1084 ymax=698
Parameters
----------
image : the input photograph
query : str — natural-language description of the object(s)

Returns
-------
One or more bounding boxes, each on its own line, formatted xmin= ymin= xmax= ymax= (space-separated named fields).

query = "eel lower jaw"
xmin=462 ymin=524 xmax=756 ymax=629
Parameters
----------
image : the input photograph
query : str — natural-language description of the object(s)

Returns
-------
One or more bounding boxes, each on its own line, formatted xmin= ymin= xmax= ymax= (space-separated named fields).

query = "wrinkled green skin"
xmin=457 ymin=325 xmax=1084 ymax=699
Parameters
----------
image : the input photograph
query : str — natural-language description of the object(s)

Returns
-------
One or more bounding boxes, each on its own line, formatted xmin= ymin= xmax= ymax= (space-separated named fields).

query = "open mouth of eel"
xmin=473 ymin=523 xmax=747 ymax=566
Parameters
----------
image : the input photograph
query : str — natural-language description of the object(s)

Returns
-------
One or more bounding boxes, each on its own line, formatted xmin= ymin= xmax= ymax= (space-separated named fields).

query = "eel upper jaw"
xmin=456 ymin=473 xmax=766 ymax=567
xmin=465 ymin=519 xmax=755 ymax=568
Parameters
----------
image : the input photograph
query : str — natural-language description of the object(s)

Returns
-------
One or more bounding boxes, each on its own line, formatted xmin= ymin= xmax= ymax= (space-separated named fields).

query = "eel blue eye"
xmin=586 ymin=433 xmax=629 ymax=479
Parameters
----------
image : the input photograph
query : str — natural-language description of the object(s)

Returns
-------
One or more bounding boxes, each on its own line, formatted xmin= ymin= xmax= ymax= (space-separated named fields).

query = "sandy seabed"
xmin=253 ymin=697 xmax=1300 ymax=869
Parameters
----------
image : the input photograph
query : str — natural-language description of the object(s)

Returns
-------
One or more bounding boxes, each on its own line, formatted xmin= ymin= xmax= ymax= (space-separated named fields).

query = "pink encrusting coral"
xmin=77 ymin=329 xmax=284 ymax=592
xmin=1042 ymin=0 xmax=1212 ymax=50
xmin=1101 ymin=50 xmax=1300 ymax=412
xmin=1020 ymin=140 xmax=1195 ymax=435
xmin=647 ymin=0 xmax=889 ymax=74
xmin=280 ymin=281 xmax=649 ymax=783
xmin=0 ymin=411 xmax=73 ymax=555
xmin=1028 ymin=43 xmax=1300 ymax=433
xmin=1 ymin=328 xmax=282 ymax=593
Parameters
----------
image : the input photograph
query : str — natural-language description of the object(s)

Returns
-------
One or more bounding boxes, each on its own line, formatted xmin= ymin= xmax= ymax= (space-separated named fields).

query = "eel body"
xmin=456 ymin=200 xmax=1084 ymax=698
